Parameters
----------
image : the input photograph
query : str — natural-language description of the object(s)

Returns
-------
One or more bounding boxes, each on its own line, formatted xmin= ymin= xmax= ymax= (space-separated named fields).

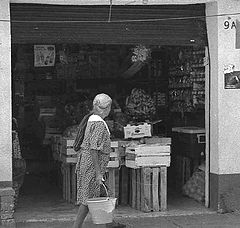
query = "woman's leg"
xmin=72 ymin=204 xmax=89 ymax=228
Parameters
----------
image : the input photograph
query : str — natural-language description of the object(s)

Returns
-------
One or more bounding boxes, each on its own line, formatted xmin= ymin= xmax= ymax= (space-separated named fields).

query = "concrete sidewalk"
xmin=12 ymin=212 xmax=240 ymax=228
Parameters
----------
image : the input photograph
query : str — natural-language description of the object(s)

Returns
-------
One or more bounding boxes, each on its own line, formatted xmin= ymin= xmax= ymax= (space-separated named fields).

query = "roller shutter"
xmin=10 ymin=3 xmax=206 ymax=46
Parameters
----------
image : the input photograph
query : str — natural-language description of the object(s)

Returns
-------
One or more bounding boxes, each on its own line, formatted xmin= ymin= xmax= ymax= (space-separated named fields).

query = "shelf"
xmin=169 ymin=72 xmax=191 ymax=77
xmin=192 ymin=91 xmax=205 ymax=95
xmin=191 ymin=64 xmax=205 ymax=68
xmin=192 ymin=51 xmax=205 ymax=55
xmin=169 ymin=85 xmax=192 ymax=89
xmin=167 ymin=47 xmax=206 ymax=115
xmin=191 ymin=78 xmax=205 ymax=82
xmin=170 ymin=99 xmax=191 ymax=102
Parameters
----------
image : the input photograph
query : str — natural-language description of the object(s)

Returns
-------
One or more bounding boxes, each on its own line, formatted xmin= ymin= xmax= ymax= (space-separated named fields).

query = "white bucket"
xmin=87 ymin=196 xmax=117 ymax=224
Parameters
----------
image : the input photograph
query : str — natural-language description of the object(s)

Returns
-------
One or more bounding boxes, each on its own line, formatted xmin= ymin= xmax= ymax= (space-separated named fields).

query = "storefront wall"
xmin=206 ymin=0 xmax=240 ymax=212
xmin=0 ymin=0 xmax=12 ymax=186
xmin=0 ymin=0 xmax=15 ymax=225
xmin=0 ymin=0 xmax=240 ymax=223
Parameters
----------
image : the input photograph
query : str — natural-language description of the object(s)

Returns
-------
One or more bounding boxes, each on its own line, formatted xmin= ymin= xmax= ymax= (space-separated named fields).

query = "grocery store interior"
xmin=11 ymin=3 xmax=211 ymax=221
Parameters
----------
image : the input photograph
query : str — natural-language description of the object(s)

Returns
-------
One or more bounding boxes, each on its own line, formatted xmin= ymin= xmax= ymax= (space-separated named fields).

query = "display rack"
xmin=168 ymin=47 xmax=206 ymax=113
xmin=168 ymin=48 xmax=193 ymax=113
xmin=190 ymin=50 xmax=205 ymax=110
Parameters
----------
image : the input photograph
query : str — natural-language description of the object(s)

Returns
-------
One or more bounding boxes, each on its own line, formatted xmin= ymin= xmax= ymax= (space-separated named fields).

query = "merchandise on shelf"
xmin=168 ymin=47 xmax=206 ymax=113
xmin=125 ymin=88 xmax=156 ymax=121
xmin=152 ymin=91 xmax=166 ymax=107
xmin=190 ymin=49 xmax=206 ymax=109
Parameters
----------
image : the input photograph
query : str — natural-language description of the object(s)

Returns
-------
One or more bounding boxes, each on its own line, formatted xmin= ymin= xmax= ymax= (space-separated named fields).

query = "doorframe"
xmin=9 ymin=0 xmax=211 ymax=210
xmin=205 ymin=46 xmax=210 ymax=208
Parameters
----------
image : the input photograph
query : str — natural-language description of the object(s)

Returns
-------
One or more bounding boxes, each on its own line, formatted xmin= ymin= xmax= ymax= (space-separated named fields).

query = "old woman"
xmin=72 ymin=93 xmax=125 ymax=228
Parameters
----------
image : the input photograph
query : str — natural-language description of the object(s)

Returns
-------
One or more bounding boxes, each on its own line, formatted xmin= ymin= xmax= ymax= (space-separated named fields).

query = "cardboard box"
xmin=124 ymin=123 xmax=151 ymax=139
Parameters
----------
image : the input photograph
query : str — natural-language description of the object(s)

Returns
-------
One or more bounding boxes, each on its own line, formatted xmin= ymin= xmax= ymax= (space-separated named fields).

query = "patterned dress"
xmin=75 ymin=119 xmax=111 ymax=206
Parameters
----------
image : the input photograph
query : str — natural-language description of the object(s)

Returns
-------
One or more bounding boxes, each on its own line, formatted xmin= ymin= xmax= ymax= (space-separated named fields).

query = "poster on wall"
xmin=224 ymin=71 xmax=240 ymax=89
xmin=34 ymin=45 xmax=55 ymax=67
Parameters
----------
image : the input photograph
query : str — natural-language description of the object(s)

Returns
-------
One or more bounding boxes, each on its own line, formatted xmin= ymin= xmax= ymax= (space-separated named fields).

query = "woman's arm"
xmin=91 ymin=149 xmax=103 ymax=185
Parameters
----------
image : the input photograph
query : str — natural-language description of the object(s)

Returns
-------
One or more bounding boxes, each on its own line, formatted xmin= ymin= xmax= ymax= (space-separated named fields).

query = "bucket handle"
xmin=101 ymin=182 xmax=109 ymax=198
xmin=101 ymin=183 xmax=116 ymax=208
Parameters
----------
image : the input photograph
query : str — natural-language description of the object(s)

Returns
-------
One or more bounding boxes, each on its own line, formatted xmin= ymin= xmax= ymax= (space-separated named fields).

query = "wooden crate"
xmin=175 ymin=155 xmax=192 ymax=191
xmin=144 ymin=137 xmax=171 ymax=145
xmin=40 ymin=107 xmax=56 ymax=116
xmin=61 ymin=139 xmax=126 ymax=203
xmin=107 ymin=141 xmax=122 ymax=168
xmin=61 ymin=138 xmax=77 ymax=164
xmin=105 ymin=168 xmax=120 ymax=203
xmin=61 ymin=138 xmax=123 ymax=166
xmin=119 ymin=166 xmax=131 ymax=205
xmin=61 ymin=163 xmax=77 ymax=204
xmin=51 ymin=134 xmax=62 ymax=161
xmin=61 ymin=163 xmax=120 ymax=204
xmin=130 ymin=167 xmax=167 ymax=212
xmin=43 ymin=128 xmax=62 ymax=145
xmin=125 ymin=143 xmax=171 ymax=169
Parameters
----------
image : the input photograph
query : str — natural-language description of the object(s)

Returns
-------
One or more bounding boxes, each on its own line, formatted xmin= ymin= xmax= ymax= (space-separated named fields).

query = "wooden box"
xmin=105 ymin=168 xmax=120 ymax=203
xmin=40 ymin=107 xmax=56 ymax=116
xmin=60 ymin=138 xmax=125 ymax=166
xmin=107 ymin=140 xmax=128 ymax=168
xmin=62 ymin=162 xmax=120 ymax=205
xmin=130 ymin=167 xmax=167 ymax=212
xmin=107 ymin=141 xmax=120 ymax=168
xmin=61 ymin=138 xmax=77 ymax=164
xmin=62 ymin=163 xmax=77 ymax=204
xmin=51 ymin=134 xmax=62 ymax=161
xmin=125 ymin=143 xmax=171 ymax=169
xmin=43 ymin=128 xmax=62 ymax=145
xmin=144 ymin=137 xmax=171 ymax=145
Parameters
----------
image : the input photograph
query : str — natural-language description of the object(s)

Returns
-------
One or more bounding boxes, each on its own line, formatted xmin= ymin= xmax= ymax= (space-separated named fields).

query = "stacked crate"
xmin=125 ymin=138 xmax=171 ymax=212
xmin=106 ymin=141 xmax=120 ymax=201
xmin=61 ymin=138 xmax=77 ymax=164
xmin=106 ymin=140 xmax=128 ymax=203
xmin=51 ymin=134 xmax=63 ymax=161
xmin=61 ymin=138 xmax=77 ymax=203
xmin=125 ymin=143 xmax=171 ymax=169
xmin=50 ymin=134 xmax=63 ymax=189
xmin=130 ymin=167 xmax=168 ymax=212
xmin=36 ymin=99 xmax=61 ymax=145
xmin=60 ymin=138 xmax=124 ymax=203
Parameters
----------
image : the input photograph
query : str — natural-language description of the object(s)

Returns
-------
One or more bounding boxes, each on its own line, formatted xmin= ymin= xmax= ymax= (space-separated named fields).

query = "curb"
xmin=15 ymin=210 xmax=216 ymax=224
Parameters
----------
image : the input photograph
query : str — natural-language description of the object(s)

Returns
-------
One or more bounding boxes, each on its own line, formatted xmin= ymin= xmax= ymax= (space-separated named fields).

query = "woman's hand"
xmin=96 ymin=173 xmax=103 ymax=185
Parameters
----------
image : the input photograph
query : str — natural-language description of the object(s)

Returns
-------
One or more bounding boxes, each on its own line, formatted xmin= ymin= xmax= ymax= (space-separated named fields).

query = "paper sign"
xmin=225 ymin=71 xmax=240 ymax=89
xmin=34 ymin=45 xmax=55 ymax=67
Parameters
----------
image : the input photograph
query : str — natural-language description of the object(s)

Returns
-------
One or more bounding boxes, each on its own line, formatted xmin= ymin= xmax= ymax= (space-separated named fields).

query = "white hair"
xmin=92 ymin=93 xmax=112 ymax=116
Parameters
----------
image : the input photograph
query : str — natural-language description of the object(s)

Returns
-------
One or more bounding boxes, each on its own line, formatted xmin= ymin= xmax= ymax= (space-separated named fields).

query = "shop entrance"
xmin=10 ymin=3 xmax=211 ymax=222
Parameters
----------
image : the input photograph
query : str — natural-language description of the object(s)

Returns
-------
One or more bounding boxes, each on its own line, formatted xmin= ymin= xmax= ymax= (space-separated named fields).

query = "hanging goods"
xmin=87 ymin=183 xmax=117 ymax=224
